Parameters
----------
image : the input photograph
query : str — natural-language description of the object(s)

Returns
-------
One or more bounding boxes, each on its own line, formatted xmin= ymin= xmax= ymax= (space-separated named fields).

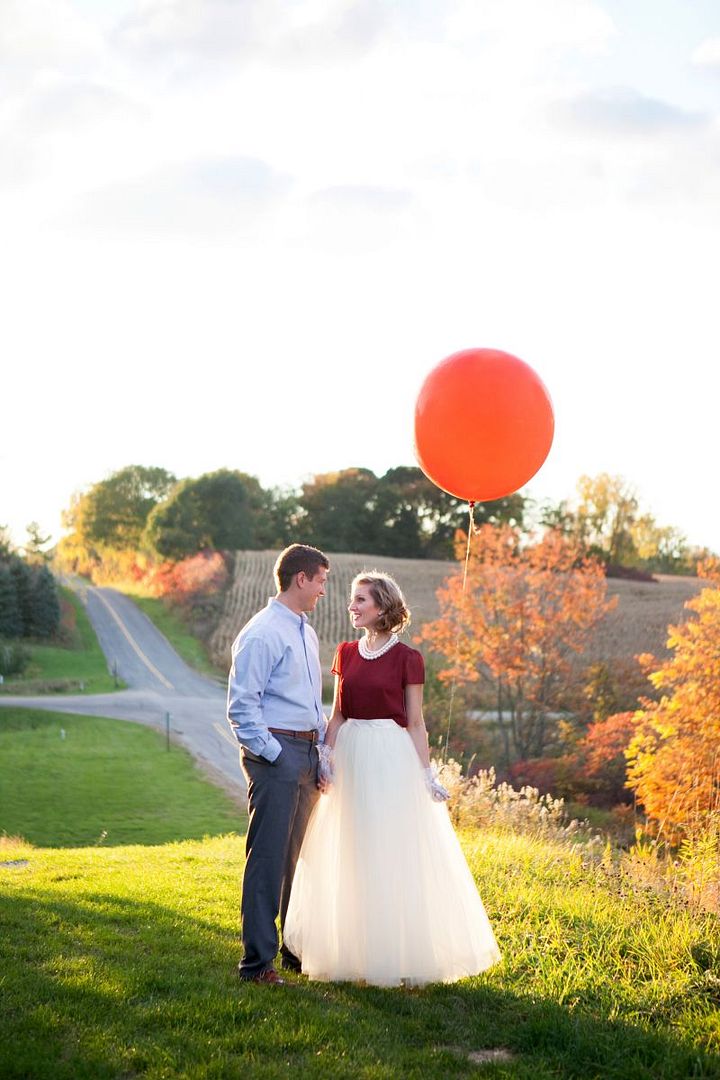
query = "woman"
xmin=283 ymin=571 xmax=501 ymax=987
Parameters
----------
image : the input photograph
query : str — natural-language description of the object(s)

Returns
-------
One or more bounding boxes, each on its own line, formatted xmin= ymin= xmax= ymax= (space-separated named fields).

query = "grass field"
xmin=2 ymin=830 xmax=718 ymax=1079
xmin=0 ymin=588 xmax=122 ymax=695
xmin=0 ymin=708 xmax=243 ymax=846
xmin=1 ymin=710 xmax=719 ymax=1078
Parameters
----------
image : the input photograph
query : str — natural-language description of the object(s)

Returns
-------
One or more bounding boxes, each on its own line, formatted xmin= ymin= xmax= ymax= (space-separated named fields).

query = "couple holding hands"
xmin=227 ymin=543 xmax=500 ymax=988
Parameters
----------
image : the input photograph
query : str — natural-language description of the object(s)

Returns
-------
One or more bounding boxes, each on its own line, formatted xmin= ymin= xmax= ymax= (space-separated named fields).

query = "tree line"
xmin=55 ymin=464 xmax=525 ymax=572
xmin=55 ymin=463 xmax=704 ymax=578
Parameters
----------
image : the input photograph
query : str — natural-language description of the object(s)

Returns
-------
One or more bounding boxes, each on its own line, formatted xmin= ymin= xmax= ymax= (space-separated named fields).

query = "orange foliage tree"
xmin=626 ymin=560 xmax=720 ymax=836
xmin=574 ymin=711 xmax=637 ymax=806
xmin=419 ymin=525 xmax=615 ymax=763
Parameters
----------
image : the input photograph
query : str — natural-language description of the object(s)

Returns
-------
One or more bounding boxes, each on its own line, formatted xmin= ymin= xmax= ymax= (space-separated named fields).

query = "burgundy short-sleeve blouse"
xmin=331 ymin=640 xmax=425 ymax=728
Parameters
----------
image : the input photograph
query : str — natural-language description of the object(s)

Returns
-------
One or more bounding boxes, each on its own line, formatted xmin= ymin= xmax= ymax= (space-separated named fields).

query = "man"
xmin=227 ymin=543 xmax=329 ymax=985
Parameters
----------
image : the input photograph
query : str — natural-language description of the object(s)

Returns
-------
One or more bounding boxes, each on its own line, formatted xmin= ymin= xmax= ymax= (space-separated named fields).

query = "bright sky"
xmin=2 ymin=0 xmax=719 ymax=553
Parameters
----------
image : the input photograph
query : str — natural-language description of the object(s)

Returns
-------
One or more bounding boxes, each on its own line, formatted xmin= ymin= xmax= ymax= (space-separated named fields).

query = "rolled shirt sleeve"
xmin=227 ymin=634 xmax=283 ymax=762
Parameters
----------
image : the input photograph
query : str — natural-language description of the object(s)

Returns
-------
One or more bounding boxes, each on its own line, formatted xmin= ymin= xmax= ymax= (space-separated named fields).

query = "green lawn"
xmin=0 ymin=708 xmax=244 ymax=846
xmin=1 ymin=588 xmax=122 ymax=695
xmin=1 ymin=710 xmax=719 ymax=1079
xmin=1 ymin=830 xmax=718 ymax=1079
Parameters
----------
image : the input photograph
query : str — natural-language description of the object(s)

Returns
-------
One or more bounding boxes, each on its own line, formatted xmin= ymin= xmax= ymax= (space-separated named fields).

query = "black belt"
xmin=268 ymin=728 xmax=318 ymax=742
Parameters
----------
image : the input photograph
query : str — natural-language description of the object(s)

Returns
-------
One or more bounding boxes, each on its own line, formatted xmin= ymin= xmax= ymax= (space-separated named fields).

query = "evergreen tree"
xmin=27 ymin=564 xmax=61 ymax=638
xmin=8 ymin=557 xmax=32 ymax=636
xmin=0 ymin=563 xmax=22 ymax=638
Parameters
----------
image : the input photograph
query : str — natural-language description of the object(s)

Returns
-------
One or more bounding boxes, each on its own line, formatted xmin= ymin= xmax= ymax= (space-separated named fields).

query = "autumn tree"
xmin=574 ymin=473 xmax=639 ymax=564
xmin=56 ymin=465 xmax=176 ymax=575
xmin=540 ymin=472 xmax=690 ymax=574
xmin=628 ymin=515 xmax=688 ymax=574
xmin=573 ymin=711 xmax=637 ymax=807
xmin=56 ymin=491 xmax=98 ymax=576
xmin=420 ymin=525 xmax=615 ymax=763
xmin=625 ymin=561 xmax=720 ymax=837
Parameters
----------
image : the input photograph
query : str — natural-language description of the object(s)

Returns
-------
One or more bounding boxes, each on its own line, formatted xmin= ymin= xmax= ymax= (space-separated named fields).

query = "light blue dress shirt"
xmin=226 ymin=597 xmax=326 ymax=763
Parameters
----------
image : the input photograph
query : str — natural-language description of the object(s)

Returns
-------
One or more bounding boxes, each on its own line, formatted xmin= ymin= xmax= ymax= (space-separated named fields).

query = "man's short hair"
xmin=274 ymin=544 xmax=330 ymax=592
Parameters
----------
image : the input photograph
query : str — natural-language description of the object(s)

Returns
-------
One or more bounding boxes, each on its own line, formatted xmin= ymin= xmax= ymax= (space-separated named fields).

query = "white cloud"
xmin=692 ymin=36 xmax=720 ymax=69
xmin=445 ymin=0 xmax=615 ymax=54
xmin=112 ymin=0 xmax=399 ymax=73
xmin=549 ymin=87 xmax=707 ymax=136
xmin=64 ymin=155 xmax=293 ymax=236
xmin=0 ymin=0 xmax=101 ymax=61
xmin=0 ymin=134 xmax=39 ymax=188
xmin=295 ymin=183 xmax=414 ymax=252
xmin=19 ymin=78 xmax=142 ymax=133
xmin=307 ymin=185 xmax=412 ymax=213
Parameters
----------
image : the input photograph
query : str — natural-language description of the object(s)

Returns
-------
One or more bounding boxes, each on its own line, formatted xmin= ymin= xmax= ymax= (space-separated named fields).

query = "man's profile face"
xmin=298 ymin=567 xmax=328 ymax=612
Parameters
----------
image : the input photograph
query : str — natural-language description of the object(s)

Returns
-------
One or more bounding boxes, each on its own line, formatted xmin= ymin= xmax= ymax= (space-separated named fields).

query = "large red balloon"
xmin=414 ymin=348 xmax=554 ymax=502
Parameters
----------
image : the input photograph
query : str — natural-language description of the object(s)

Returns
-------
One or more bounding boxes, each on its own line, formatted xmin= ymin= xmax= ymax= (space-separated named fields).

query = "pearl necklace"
xmin=358 ymin=632 xmax=399 ymax=660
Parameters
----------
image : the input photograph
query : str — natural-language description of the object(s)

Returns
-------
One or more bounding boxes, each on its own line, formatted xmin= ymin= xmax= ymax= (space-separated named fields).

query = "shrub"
xmin=573 ymin=711 xmax=637 ymax=807
xmin=506 ymin=755 xmax=578 ymax=801
xmin=435 ymin=760 xmax=593 ymax=844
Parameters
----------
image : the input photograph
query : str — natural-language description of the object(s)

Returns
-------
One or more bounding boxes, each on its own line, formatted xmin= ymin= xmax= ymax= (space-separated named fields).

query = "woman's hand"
xmin=317 ymin=743 xmax=334 ymax=792
xmin=424 ymin=765 xmax=450 ymax=802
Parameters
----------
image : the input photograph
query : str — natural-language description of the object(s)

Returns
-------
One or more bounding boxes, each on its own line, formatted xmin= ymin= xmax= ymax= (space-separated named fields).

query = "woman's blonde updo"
xmin=351 ymin=571 xmax=411 ymax=634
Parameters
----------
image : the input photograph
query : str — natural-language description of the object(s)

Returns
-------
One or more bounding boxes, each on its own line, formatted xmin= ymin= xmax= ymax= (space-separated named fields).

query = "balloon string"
xmin=443 ymin=501 xmax=475 ymax=761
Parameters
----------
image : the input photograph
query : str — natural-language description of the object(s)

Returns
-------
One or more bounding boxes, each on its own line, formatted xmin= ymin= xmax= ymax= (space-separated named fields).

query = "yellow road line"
xmin=213 ymin=721 xmax=240 ymax=749
xmin=91 ymin=589 xmax=175 ymax=691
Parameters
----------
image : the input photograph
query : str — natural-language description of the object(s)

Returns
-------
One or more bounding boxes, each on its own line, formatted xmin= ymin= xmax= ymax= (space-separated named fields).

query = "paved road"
xmin=0 ymin=585 xmax=246 ymax=801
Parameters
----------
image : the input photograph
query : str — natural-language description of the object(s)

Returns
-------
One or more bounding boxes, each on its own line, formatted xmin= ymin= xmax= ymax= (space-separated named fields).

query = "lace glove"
xmin=317 ymin=743 xmax=334 ymax=785
xmin=424 ymin=766 xmax=450 ymax=802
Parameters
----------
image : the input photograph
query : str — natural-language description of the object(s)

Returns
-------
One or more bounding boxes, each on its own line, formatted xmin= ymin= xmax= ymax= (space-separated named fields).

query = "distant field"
xmin=210 ymin=551 xmax=704 ymax=672
xmin=210 ymin=551 xmax=456 ymax=670
xmin=587 ymin=573 xmax=704 ymax=663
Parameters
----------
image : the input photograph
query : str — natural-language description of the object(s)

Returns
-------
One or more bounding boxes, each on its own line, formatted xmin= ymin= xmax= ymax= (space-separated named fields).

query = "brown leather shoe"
xmin=248 ymin=967 xmax=286 ymax=985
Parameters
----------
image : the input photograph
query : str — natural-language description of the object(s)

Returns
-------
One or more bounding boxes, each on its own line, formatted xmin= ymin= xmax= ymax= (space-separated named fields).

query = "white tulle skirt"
xmin=283 ymin=719 xmax=501 ymax=987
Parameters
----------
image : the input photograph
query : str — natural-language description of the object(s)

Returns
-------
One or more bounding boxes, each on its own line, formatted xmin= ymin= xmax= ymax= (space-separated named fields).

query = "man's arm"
xmin=226 ymin=634 xmax=283 ymax=762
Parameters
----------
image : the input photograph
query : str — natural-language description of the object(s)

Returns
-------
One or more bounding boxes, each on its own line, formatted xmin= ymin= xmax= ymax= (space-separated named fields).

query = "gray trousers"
xmin=239 ymin=734 xmax=320 ymax=977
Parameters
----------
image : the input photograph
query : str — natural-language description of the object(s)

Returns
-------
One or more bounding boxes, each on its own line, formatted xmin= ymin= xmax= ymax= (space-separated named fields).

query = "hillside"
xmin=209 ymin=551 xmax=705 ymax=672
xmin=2 ymin=829 xmax=718 ymax=1078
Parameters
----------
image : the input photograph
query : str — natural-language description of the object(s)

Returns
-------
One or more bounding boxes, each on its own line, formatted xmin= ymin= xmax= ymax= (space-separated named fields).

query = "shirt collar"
xmin=267 ymin=597 xmax=308 ymax=625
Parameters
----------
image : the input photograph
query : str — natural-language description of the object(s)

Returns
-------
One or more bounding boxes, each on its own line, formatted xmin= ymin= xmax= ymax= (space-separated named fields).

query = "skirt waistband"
xmin=347 ymin=718 xmax=396 ymax=726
